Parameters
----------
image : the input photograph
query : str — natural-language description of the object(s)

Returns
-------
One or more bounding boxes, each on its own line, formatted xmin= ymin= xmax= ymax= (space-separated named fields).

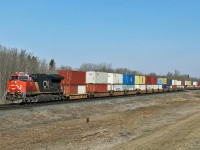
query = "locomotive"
xmin=6 ymin=72 xmax=64 ymax=103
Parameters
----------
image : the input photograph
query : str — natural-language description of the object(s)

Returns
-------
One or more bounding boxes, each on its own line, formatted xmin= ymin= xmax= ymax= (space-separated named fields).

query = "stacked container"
xmin=86 ymin=71 xmax=108 ymax=93
xmin=122 ymin=74 xmax=135 ymax=91
xmin=193 ymin=81 xmax=198 ymax=87
xmin=146 ymin=76 xmax=157 ymax=93
xmin=107 ymin=73 xmax=123 ymax=91
xmin=58 ymin=70 xmax=86 ymax=95
xmin=135 ymin=75 xmax=146 ymax=92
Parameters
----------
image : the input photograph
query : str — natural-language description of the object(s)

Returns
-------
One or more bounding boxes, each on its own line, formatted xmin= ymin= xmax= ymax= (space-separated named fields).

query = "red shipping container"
xmin=181 ymin=80 xmax=185 ymax=86
xmin=172 ymin=85 xmax=177 ymax=89
xmin=198 ymin=82 xmax=200 ymax=86
xmin=145 ymin=76 xmax=152 ymax=84
xmin=145 ymin=76 xmax=157 ymax=85
xmin=152 ymin=77 xmax=157 ymax=84
xmin=62 ymin=85 xmax=78 ymax=95
xmin=86 ymin=84 xmax=107 ymax=93
xmin=58 ymin=70 xmax=86 ymax=85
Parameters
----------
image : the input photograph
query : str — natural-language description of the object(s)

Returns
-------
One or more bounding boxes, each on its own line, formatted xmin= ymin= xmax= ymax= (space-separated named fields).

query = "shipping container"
xmin=86 ymin=71 xmax=96 ymax=84
xmin=146 ymin=85 xmax=153 ymax=89
xmin=157 ymin=78 xmax=163 ymax=85
xmin=158 ymin=85 xmax=163 ymax=89
xmin=140 ymin=76 xmax=146 ymax=85
xmin=78 ymin=85 xmax=86 ymax=94
xmin=177 ymin=81 xmax=181 ymax=86
xmin=122 ymin=85 xmax=135 ymax=91
xmin=123 ymin=74 xmax=135 ymax=85
xmin=146 ymin=76 xmax=158 ymax=85
xmin=153 ymin=85 xmax=159 ymax=89
xmin=145 ymin=76 xmax=152 ymax=85
xmin=58 ymin=70 xmax=86 ymax=85
xmin=163 ymin=85 xmax=170 ymax=88
xmin=162 ymin=78 xmax=167 ymax=85
xmin=135 ymin=76 xmax=140 ymax=84
xmin=134 ymin=76 xmax=146 ymax=85
xmin=139 ymin=85 xmax=146 ymax=90
xmin=181 ymin=80 xmax=185 ymax=86
xmin=188 ymin=81 xmax=192 ymax=86
xmin=172 ymin=85 xmax=177 ymax=89
xmin=62 ymin=85 xmax=77 ymax=95
xmin=107 ymin=73 xmax=123 ymax=84
xmin=86 ymin=71 xmax=108 ymax=84
xmin=193 ymin=82 xmax=198 ymax=86
xmin=113 ymin=85 xmax=123 ymax=91
xmin=198 ymin=82 xmax=200 ymax=86
xmin=172 ymin=80 xmax=177 ymax=85
xmin=135 ymin=85 xmax=140 ymax=90
xmin=167 ymin=79 xmax=172 ymax=85
xmin=86 ymin=84 xmax=107 ymax=92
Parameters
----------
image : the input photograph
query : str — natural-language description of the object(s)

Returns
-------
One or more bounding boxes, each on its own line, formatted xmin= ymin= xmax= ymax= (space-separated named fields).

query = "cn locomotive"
xmin=6 ymin=72 xmax=64 ymax=103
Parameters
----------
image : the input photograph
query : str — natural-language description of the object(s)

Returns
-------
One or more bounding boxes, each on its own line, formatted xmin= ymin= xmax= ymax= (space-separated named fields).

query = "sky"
xmin=0 ymin=0 xmax=200 ymax=77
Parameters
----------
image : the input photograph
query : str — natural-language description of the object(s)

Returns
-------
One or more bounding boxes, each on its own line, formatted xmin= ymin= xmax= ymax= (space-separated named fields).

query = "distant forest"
xmin=0 ymin=44 xmax=199 ymax=102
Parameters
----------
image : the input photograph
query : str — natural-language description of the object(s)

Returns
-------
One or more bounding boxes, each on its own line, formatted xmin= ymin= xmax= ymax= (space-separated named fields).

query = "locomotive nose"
xmin=9 ymin=81 xmax=21 ymax=93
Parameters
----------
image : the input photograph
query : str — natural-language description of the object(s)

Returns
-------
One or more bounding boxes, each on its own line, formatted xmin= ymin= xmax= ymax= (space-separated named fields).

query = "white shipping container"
xmin=139 ymin=85 xmax=146 ymax=90
xmin=78 ymin=85 xmax=86 ymax=94
xmin=135 ymin=85 xmax=140 ymax=90
xmin=96 ymin=72 xmax=108 ymax=84
xmin=123 ymin=85 xmax=135 ymax=90
xmin=107 ymin=73 xmax=123 ymax=84
xmin=146 ymin=85 xmax=153 ymax=89
xmin=158 ymin=85 xmax=163 ymax=89
xmin=107 ymin=84 xmax=112 ymax=91
xmin=153 ymin=85 xmax=159 ymax=89
xmin=172 ymin=80 xmax=177 ymax=85
xmin=185 ymin=81 xmax=188 ymax=85
xmin=193 ymin=82 xmax=198 ymax=86
xmin=177 ymin=81 xmax=181 ymax=86
xmin=86 ymin=71 xmax=96 ymax=83
xmin=86 ymin=71 xmax=108 ymax=84
xmin=113 ymin=85 xmax=123 ymax=91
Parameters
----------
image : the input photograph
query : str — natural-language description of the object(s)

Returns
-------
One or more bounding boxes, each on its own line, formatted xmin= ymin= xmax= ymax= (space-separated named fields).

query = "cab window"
xmin=9 ymin=76 xmax=18 ymax=81
xmin=19 ymin=76 xmax=28 ymax=81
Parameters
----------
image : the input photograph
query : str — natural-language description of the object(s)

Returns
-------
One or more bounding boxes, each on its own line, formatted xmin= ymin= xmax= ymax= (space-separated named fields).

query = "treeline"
xmin=76 ymin=63 xmax=200 ymax=81
xmin=0 ymin=45 xmax=56 ymax=102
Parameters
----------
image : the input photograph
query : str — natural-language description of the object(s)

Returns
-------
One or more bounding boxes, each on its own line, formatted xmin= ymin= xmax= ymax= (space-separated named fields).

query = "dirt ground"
xmin=1 ymin=91 xmax=200 ymax=150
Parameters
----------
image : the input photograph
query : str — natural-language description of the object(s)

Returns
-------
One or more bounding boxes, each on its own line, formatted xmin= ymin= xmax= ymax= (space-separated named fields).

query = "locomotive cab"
xmin=7 ymin=72 xmax=30 ymax=93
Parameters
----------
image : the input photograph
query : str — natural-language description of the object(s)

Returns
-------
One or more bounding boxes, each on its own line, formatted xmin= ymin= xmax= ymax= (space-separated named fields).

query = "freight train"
xmin=5 ymin=71 xmax=200 ymax=104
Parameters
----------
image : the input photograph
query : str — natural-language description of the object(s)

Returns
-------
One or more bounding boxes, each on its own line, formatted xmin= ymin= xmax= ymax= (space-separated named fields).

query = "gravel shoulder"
xmin=0 ymin=91 xmax=200 ymax=150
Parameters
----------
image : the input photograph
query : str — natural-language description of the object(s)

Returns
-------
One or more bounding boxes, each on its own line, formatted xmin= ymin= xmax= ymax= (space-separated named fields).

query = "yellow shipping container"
xmin=135 ymin=76 xmax=140 ymax=84
xmin=188 ymin=81 xmax=192 ymax=86
xmin=162 ymin=78 xmax=167 ymax=85
xmin=139 ymin=76 xmax=146 ymax=84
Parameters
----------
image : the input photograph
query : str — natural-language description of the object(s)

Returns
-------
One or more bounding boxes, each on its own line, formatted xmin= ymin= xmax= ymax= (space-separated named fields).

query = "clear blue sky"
xmin=0 ymin=0 xmax=200 ymax=77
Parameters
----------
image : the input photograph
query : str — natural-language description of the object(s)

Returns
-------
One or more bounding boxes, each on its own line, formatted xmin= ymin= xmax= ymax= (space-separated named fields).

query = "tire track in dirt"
xmin=112 ymin=111 xmax=200 ymax=150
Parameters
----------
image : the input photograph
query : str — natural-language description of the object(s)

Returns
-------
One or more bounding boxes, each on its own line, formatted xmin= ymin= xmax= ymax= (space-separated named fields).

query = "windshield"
xmin=9 ymin=76 xmax=28 ymax=82
xmin=9 ymin=76 xmax=18 ymax=81
xmin=19 ymin=76 xmax=28 ymax=81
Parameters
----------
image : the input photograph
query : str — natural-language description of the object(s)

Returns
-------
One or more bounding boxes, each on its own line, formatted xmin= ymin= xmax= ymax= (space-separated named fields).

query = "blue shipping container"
xmin=163 ymin=85 xmax=170 ymax=89
xmin=123 ymin=74 xmax=135 ymax=85
xmin=167 ymin=79 xmax=172 ymax=85
xmin=157 ymin=78 xmax=163 ymax=85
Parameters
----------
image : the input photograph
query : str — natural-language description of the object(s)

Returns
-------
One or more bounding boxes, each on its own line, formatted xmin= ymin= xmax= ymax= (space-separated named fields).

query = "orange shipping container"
xmin=58 ymin=70 xmax=86 ymax=85
xmin=86 ymin=84 xmax=107 ymax=93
